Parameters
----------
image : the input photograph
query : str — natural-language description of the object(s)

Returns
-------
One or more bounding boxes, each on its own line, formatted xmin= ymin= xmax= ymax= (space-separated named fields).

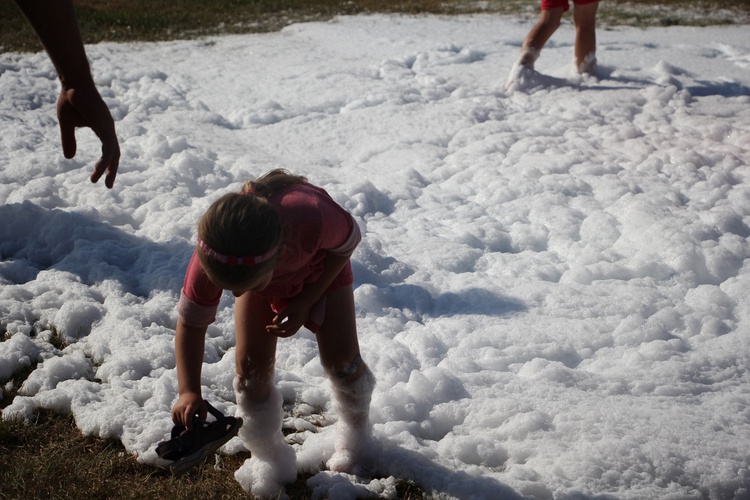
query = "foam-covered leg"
xmin=326 ymin=363 xmax=376 ymax=474
xmin=518 ymin=47 xmax=540 ymax=69
xmin=504 ymin=48 xmax=540 ymax=91
xmin=577 ymin=51 xmax=597 ymax=74
xmin=233 ymin=375 xmax=297 ymax=498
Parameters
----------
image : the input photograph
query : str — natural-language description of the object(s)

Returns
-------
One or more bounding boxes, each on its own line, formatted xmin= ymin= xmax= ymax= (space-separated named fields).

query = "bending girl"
xmin=172 ymin=169 xmax=375 ymax=497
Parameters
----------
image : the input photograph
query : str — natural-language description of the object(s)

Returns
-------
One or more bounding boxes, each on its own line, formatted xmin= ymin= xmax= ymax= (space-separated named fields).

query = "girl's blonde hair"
xmin=197 ymin=169 xmax=307 ymax=289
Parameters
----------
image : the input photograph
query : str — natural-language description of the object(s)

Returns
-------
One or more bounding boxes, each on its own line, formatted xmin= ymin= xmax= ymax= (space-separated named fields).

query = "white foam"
xmin=1 ymin=13 xmax=750 ymax=499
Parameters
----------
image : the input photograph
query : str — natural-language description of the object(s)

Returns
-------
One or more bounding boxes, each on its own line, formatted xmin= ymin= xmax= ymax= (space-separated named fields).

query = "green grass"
xmin=1 ymin=0 xmax=749 ymax=53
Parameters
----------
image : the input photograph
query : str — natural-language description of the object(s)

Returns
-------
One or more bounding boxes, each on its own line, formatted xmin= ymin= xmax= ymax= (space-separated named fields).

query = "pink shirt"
xmin=177 ymin=183 xmax=360 ymax=330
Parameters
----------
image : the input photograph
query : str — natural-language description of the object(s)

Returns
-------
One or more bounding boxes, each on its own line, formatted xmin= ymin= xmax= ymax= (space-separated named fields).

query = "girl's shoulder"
xmin=274 ymin=182 xmax=334 ymax=209
xmin=272 ymin=182 xmax=350 ymax=231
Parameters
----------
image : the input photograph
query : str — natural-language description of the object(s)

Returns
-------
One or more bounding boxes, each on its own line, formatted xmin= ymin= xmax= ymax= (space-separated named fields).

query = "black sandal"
xmin=155 ymin=401 xmax=243 ymax=476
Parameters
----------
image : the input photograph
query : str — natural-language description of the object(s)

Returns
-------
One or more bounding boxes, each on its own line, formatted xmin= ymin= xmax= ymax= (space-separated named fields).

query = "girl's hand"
xmin=172 ymin=392 xmax=206 ymax=430
xmin=267 ymin=297 xmax=312 ymax=337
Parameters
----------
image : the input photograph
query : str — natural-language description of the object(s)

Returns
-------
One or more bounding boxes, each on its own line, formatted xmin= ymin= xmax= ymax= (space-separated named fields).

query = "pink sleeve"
xmin=176 ymin=251 xmax=223 ymax=328
xmin=314 ymin=188 xmax=361 ymax=255
xmin=329 ymin=214 xmax=361 ymax=255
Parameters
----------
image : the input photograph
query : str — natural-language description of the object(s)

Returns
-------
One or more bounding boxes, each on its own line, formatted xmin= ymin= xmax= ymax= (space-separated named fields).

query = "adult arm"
xmin=13 ymin=0 xmax=120 ymax=188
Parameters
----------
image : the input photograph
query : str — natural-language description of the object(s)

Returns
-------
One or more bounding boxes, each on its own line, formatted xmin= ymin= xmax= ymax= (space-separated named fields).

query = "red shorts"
xmin=541 ymin=0 xmax=598 ymax=11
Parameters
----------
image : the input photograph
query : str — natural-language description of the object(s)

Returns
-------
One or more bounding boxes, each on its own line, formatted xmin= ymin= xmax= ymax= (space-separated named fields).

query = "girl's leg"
xmin=519 ymin=7 xmax=565 ymax=67
xmin=573 ymin=1 xmax=599 ymax=72
xmin=233 ymin=293 xmax=296 ymax=497
xmin=234 ymin=292 xmax=277 ymax=402
xmin=316 ymin=285 xmax=376 ymax=474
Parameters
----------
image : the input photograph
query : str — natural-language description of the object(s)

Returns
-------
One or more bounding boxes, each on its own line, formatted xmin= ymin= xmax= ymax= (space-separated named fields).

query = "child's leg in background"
xmin=573 ymin=1 xmax=599 ymax=72
xmin=317 ymin=285 xmax=376 ymax=474
xmin=519 ymin=5 xmax=566 ymax=67
xmin=233 ymin=293 xmax=296 ymax=498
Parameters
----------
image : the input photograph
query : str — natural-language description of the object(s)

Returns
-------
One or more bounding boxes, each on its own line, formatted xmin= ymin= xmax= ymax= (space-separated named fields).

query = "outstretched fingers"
xmin=57 ymin=86 xmax=121 ymax=188
xmin=91 ymin=139 xmax=120 ymax=188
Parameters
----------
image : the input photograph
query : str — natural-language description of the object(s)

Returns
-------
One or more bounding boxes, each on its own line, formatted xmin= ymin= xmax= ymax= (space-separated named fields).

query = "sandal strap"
xmin=204 ymin=401 xmax=224 ymax=421
xmin=156 ymin=400 xmax=241 ymax=463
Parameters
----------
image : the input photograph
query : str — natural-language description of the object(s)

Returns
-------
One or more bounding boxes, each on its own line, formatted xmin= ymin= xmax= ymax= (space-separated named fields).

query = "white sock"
xmin=233 ymin=376 xmax=297 ymax=497
xmin=326 ymin=364 xmax=376 ymax=474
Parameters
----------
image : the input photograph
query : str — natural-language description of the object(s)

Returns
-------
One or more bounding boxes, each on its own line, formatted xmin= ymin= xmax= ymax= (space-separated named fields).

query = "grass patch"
xmin=0 ymin=410 xmax=432 ymax=499
xmin=1 ymin=0 xmax=749 ymax=53
xmin=597 ymin=0 xmax=750 ymax=27
xmin=1 ymin=325 xmax=67 ymax=410
xmin=0 ymin=410 xmax=256 ymax=499
xmin=1 ymin=0 xmax=487 ymax=52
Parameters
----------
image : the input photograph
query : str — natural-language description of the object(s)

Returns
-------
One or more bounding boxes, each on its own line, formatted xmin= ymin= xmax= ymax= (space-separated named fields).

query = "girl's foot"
xmin=235 ymin=442 xmax=297 ymax=499
xmin=327 ymin=432 xmax=376 ymax=475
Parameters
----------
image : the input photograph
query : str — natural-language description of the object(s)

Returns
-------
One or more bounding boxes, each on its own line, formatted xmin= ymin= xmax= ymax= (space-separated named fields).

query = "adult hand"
xmin=57 ymin=84 xmax=120 ymax=188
